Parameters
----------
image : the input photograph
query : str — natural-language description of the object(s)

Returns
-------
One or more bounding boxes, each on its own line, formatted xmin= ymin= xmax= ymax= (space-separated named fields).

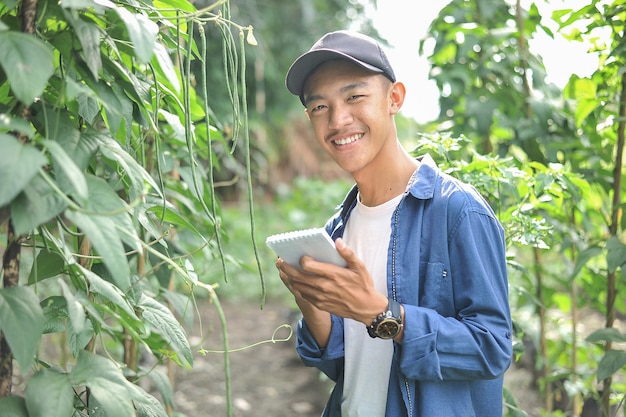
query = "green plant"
xmin=423 ymin=1 xmax=625 ymax=415
xmin=0 ymin=0 xmax=260 ymax=416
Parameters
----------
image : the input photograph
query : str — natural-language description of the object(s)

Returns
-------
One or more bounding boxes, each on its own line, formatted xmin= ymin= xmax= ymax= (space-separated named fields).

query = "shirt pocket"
xmin=418 ymin=262 xmax=446 ymax=310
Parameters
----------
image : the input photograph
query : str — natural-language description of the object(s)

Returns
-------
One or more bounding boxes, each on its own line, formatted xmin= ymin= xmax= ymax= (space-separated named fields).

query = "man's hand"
xmin=277 ymin=238 xmax=388 ymax=327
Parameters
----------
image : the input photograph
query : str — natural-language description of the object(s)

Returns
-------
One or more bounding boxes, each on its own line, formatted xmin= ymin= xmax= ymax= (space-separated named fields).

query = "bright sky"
xmin=368 ymin=0 xmax=599 ymax=123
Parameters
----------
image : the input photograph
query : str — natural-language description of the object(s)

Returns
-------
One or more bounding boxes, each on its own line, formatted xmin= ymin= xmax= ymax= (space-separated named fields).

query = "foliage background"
xmin=0 ymin=0 xmax=625 ymax=417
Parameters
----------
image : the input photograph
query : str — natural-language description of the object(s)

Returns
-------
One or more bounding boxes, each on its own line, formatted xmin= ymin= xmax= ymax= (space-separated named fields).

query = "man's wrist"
xmin=367 ymin=298 xmax=403 ymax=339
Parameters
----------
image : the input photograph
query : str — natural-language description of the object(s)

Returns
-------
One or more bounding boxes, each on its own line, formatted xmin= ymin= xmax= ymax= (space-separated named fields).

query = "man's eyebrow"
xmin=340 ymin=81 xmax=369 ymax=93
xmin=304 ymin=81 xmax=370 ymax=106
xmin=304 ymin=94 xmax=323 ymax=107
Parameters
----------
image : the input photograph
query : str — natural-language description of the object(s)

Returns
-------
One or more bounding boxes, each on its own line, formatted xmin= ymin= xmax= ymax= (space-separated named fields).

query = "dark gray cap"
xmin=286 ymin=30 xmax=396 ymax=105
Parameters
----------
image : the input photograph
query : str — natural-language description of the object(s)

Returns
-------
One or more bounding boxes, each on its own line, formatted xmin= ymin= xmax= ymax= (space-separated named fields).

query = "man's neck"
xmin=354 ymin=148 xmax=419 ymax=207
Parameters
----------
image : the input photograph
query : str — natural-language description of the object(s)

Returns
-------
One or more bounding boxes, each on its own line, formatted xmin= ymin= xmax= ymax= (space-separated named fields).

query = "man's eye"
xmin=348 ymin=94 xmax=363 ymax=101
xmin=309 ymin=104 xmax=325 ymax=112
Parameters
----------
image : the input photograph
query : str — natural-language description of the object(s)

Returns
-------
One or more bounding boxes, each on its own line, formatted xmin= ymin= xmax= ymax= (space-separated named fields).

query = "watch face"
xmin=375 ymin=318 xmax=401 ymax=339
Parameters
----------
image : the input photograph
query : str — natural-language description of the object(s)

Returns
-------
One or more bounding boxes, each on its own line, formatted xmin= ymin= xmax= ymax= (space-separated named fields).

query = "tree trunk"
xmin=0 ymin=222 xmax=22 ymax=397
xmin=601 ymin=68 xmax=626 ymax=417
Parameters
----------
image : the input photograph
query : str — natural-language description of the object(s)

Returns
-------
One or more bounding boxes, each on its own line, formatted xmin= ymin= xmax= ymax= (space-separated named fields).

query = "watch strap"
xmin=367 ymin=298 xmax=402 ymax=338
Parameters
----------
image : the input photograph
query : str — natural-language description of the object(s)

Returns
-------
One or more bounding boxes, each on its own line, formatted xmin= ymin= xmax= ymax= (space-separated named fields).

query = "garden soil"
xmin=168 ymin=298 xmax=545 ymax=417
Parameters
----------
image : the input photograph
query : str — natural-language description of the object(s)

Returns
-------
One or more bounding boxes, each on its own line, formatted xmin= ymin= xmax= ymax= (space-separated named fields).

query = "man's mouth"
xmin=333 ymin=133 xmax=363 ymax=146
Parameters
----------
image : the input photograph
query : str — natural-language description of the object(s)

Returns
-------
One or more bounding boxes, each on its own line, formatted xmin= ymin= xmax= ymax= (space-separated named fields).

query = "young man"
xmin=276 ymin=30 xmax=512 ymax=417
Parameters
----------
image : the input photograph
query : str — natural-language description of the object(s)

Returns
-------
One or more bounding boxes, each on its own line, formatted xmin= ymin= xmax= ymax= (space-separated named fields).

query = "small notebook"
xmin=266 ymin=227 xmax=347 ymax=269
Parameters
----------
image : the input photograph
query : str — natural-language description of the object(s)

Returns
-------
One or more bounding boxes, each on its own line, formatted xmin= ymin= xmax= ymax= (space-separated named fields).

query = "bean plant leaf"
xmin=148 ymin=205 xmax=208 ymax=244
xmin=0 ymin=396 xmax=28 ymax=417
xmin=67 ymin=316 xmax=94 ymax=357
xmin=115 ymin=7 xmax=158 ymax=63
xmin=131 ymin=385 xmax=169 ymax=417
xmin=606 ymin=236 xmax=626 ymax=273
xmin=80 ymin=265 xmax=139 ymax=320
xmin=96 ymin=134 xmax=162 ymax=200
xmin=596 ymin=349 xmax=626 ymax=382
xmin=58 ymin=279 xmax=85 ymax=333
xmin=69 ymin=350 xmax=135 ymax=417
xmin=0 ymin=134 xmax=47 ymax=207
xmin=154 ymin=0 xmax=195 ymax=12
xmin=586 ymin=328 xmax=626 ymax=344
xmin=11 ymin=173 xmax=69 ymax=236
xmin=140 ymin=294 xmax=193 ymax=367
xmin=153 ymin=42 xmax=180 ymax=93
xmin=0 ymin=113 xmax=34 ymax=138
xmin=0 ymin=286 xmax=45 ymax=370
xmin=571 ymin=245 xmax=602 ymax=279
xmin=65 ymin=208 xmax=131 ymax=290
xmin=0 ymin=31 xmax=54 ymax=103
xmin=143 ymin=367 xmax=175 ymax=409
xmin=84 ymin=174 xmax=141 ymax=251
xmin=65 ymin=10 xmax=102 ymax=79
xmin=25 ymin=369 xmax=74 ymax=417
xmin=40 ymin=296 xmax=68 ymax=334
xmin=44 ymin=139 xmax=89 ymax=202
xmin=28 ymin=249 xmax=66 ymax=284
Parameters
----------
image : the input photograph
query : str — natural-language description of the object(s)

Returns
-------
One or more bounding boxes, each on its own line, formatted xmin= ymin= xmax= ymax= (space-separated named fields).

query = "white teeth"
xmin=334 ymin=134 xmax=361 ymax=145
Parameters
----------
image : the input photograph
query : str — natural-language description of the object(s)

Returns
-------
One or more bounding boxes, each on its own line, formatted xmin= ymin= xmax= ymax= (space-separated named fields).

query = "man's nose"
xmin=328 ymin=104 xmax=353 ymax=129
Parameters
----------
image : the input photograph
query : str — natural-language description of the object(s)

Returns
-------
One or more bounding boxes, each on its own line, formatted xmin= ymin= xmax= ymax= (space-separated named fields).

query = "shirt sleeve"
xmin=296 ymin=313 xmax=346 ymax=382
xmin=398 ymin=207 xmax=512 ymax=381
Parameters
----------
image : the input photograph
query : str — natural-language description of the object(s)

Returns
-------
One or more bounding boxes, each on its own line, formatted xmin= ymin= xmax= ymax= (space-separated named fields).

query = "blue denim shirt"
xmin=295 ymin=154 xmax=512 ymax=417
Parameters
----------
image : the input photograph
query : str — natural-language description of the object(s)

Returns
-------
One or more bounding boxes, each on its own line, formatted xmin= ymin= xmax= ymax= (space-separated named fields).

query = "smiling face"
xmin=302 ymin=59 xmax=404 ymax=179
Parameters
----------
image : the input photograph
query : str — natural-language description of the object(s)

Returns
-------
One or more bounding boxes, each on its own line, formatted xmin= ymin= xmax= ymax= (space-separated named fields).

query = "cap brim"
xmin=285 ymin=49 xmax=384 ymax=102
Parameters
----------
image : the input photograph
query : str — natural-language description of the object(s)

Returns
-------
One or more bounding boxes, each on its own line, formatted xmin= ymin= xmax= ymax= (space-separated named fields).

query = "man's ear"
xmin=304 ymin=107 xmax=311 ymax=120
xmin=389 ymin=81 xmax=406 ymax=115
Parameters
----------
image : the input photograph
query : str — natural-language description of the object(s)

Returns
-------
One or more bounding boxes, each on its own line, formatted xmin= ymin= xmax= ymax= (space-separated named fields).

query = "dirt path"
xmin=168 ymin=298 xmax=544 ymax=417
xmin=170 ymin=298 xmax=332 ymax=417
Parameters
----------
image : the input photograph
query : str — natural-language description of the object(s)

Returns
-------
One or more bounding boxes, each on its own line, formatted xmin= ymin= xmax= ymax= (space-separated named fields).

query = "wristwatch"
xmin=367 ymin=299 xmax=403 ymax=339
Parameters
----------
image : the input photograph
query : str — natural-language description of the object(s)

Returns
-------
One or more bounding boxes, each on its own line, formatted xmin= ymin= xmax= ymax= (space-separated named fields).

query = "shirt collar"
xmin=407 ymin=153 xmax=438 ymax=200
xmin=339 ymin=153 xmax=439 ymax=220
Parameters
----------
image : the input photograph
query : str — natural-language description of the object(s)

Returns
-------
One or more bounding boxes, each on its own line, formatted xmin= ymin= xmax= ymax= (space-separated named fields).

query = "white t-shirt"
xmin=341 ymin=192 xmax=404 ymax=417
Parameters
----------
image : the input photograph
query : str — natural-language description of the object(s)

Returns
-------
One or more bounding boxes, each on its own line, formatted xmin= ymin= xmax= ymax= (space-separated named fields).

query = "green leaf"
xmin=67 ymin=315 xmax=94 ymax=357
xmin=77 ymin=92 xmax=101 ymax=123
xmin=11 ymin=173 xmax=68 ymax=236
xmin=571 ymin=245 xmax=603 ymax=279
xmin=88 ymin=79 xmax=124 ymax=133
xmin=28 ymin=249 xmax=65 ymax=284
xmin=0 ymin=286 xmax=45 ymax=370
xmin=69 ymin=350 xmax=136 ymax=417
xmin=43 ymin=139 xmax=89 ymax=202
xmin=140 ymin=294 xmax=192 ymax=367
xmin=115 ymin=7 xmax=158 ymax=63
xmin=596 ymin=349 xmax=626 ymax=381
xmin=80 ymin=265 xmax=139 ymax=320
xmin=131 ymin=385 xmax=168 ymax=417
xmin=148 ymin=205 xmax=208 ymax=244
xmin=25 ymin=369 xmax=74 ymax=417
xmin=606 ymin=236 xmax=626 ymax=273
xmin=56 ymin=127 xmax=100 ymax=171
xmin=143 ymin=367 xmax=175 ymax=409
xmin=96 ymin=134 xmax=162 ymax=200
xmin=153 ymin=0 xmax=195 ymax=13
xmin=65 ymin=208 xmax=131 ymax=290
xmin=159 ymin=109 xmax=186 ymax=142
xmin=0 ymin=31 xmax=54 ymax=103
xmin=65 ymin=11 xmax=102 ymax=79
xmin=153 ymin=42 xmax=180 ymax=93
xmin=40 ymin=296 xmax=68 ymax=334
xmin=0 ymin=396 xmax=29 ymax=417
xmin=59 ymin=279 xmax=85 ymax=333
xmin=0 ymin=113 xmax=34 ymax=138
xmin=586 ymin=328 xmax=626 ymax=344
xmin=0 ymin=134 xmax=47 ymax=207
xmin=85 ymin=174 xmax=142 ymax=250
